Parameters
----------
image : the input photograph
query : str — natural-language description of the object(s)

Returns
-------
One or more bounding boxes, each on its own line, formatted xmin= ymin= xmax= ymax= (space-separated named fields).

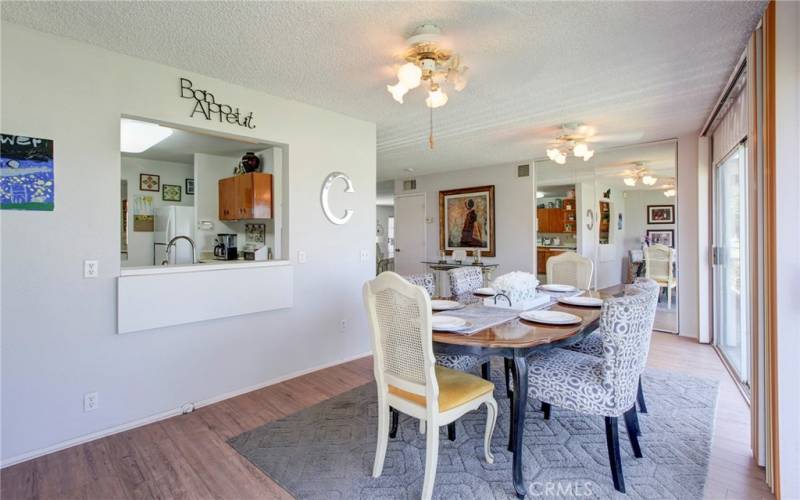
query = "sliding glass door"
xmin=713 ymin=143 xmax=750 ymax=389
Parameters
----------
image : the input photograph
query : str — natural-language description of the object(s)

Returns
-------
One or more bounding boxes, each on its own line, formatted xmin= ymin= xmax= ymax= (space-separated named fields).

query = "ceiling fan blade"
xmin=586 ymin=132 xmax=644 ymax=143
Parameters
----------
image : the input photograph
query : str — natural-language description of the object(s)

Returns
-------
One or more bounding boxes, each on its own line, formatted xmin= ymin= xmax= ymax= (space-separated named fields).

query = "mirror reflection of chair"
xmin=546 ymin=251 xmax=594 ymax=289
xmin=363 ymin=272 xmax=498 ymax=500
xmin=644 ymin=244 xmax=677 ymax=309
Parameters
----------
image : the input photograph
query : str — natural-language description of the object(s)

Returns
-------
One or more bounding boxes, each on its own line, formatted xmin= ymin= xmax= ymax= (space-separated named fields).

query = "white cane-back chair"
xmin=645 ymin=244 xmax=677 ymax=308
xmin=546 ymin=251 xmax=594 ymax=290
xmin=363 ymin=272 xmax=498 ymax=500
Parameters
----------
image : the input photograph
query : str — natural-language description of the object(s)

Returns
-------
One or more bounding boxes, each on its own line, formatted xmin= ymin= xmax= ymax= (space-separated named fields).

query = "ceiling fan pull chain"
xmin=428 ymin=106 xmax=435 ymax=150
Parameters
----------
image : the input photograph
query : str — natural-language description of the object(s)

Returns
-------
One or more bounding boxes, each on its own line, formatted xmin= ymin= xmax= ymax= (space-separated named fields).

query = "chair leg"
xmin=623 ymin=407 xmax=643 ymax=458
xmin=605 ymin=416 xmax=625 ymax=493
xmin=481 ymin=361 xmax=491 ymax=381
xmin=373 ymin=401 xmax=390 ymax=477
xmin=504 ymin=357 xmax=513 ymax=399
xmin=637 ymin=376 xmax=648 ymax=414
xmin=541 ymin=402 xmax=551 ymax=420
xmin=447 ymin=422 xmax=456 ymax=441
xmin=484 ymin=398 xmax=498 ymax=464
xmin=389 ymin=407 xmax=399 ymax=439
xmin=421 ymin=419 xmax=440 ymax=500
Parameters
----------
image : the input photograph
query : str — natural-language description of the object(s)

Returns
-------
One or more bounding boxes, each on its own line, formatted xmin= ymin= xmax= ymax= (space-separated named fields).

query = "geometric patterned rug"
xmin=229 ymin=362 xmax=719 ymax=499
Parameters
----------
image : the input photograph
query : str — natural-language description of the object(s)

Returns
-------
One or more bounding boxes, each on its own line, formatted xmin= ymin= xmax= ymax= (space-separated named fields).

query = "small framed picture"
xmin=139 ymin=173 xmax=160 ymax=192
xmin=647 ymin=229 xmax=674 ymax=247
xmin=162 ymin=184 xmax=181 ymax=202
xmin=647 ymin=204 xmax=675 ymax=224
xmin=185 ymin=178 xmax=195 ymax=195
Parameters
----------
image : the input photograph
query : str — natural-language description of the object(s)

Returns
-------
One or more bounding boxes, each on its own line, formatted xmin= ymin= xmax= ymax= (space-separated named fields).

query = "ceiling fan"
xmin=540 ymin=123 xmax=644 ymax=164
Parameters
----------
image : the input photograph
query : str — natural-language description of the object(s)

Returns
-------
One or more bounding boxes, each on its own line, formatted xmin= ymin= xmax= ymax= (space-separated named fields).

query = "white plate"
xmin=558 ymin=296 xmax=603 ymax=307
xmin=431 ymin=315 xmax=468 ymax=331
xmin=539 ymin=283 xmax=579 ymax=293
xmin=519 ymin=310 xmax=582 ymax=325
xmin=474 ymin=287 xmax=497 ymax=296
xmin=431 ymin=300 xmax=463 ymax=311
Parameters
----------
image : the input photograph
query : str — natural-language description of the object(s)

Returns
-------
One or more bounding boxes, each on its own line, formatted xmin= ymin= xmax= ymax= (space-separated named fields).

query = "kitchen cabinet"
xmin=536 ymin=208 xmax=576 ymax=233
xmin=537 ymin=248 xmax=570 ymax=273
xmin=218 ymin=172 xmax=273 ymax=221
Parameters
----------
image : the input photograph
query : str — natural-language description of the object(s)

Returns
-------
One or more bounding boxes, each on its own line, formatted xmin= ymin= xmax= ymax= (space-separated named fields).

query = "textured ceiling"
xmin=2 ymin=1 xmax=765 ymax=180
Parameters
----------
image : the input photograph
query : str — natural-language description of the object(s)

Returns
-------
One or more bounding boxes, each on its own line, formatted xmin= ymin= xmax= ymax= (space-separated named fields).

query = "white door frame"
xmin=393 ymin=193 xmax=427 ymax=276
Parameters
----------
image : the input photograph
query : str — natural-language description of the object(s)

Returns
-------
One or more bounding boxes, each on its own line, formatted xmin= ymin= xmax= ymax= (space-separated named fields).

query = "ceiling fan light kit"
xmin=386 ymin=24 xmax=468 ymax=149
xmin=622 ymin=162 xmax=658 ymax=187
xmin=545 ymin=123 xmax=596 ymax=163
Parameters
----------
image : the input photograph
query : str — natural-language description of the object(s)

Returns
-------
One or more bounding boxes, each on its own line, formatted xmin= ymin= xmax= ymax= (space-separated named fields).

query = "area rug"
xmin=229 ymin=364 xmax=719 ymax=499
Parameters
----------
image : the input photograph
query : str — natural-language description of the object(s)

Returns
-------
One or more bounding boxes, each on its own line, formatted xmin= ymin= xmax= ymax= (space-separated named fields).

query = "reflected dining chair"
xmin=546 ymin=251 xmax=594 ymax=289
xmin=644 ymin=244 xmax=677 ymax=308
xmin=525 ymin=288 xmax=657 ymax=493
xmin=447 ymin=266 xmax=484 ymax=304
xmin=363 ymin=272 xmax=498 ymax=500
xmin=404 ymin=273 xmax=436 ymax=296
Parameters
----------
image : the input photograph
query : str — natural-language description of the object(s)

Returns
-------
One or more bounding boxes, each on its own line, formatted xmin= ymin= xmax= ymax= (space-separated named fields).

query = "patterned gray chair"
xmin=525 ymin=288 xmax=658 ymax=493
xmin=404 ymin=273 xmax=436 ymax=297
xmin=563 ymin=278 xmax=660 ymax=413
xmin=447 ymin=266 xmax=484 ymax=305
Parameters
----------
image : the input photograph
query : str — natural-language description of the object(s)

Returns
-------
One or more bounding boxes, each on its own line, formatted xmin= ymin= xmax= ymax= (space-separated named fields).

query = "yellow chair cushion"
xmin=388 ymin=365 xmax=494 ymax=412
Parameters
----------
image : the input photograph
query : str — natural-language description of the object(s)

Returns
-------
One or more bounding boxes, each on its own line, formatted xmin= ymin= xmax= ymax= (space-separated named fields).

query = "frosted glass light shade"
xmin=573 ymin=142 xmax=588 ymax=157
xmin=426 ymin=88 xmax=448 ymax=108
xmin=582 ymin=149 xmax=594 ymax=161
xmin=624 ymin=177 xmax=637 ymax=187
xmin=120 ymin=119 xmax=173 ymax=153
xmin=642 ymin=175 xmax=657 ymax=186
xmin=387 ymin=83 xmax=408 ymax=103
xmin=397 ymin=63 xmax=422 ymax=89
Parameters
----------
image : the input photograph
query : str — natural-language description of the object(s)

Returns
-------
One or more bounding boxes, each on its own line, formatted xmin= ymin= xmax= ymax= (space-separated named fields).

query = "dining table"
xmin=432 ymin=291 xmax=604 ymax=498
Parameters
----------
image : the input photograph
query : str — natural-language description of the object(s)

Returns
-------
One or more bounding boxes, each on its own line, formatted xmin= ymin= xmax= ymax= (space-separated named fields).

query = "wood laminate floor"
xmin=1 ymin=334 xmax=772 ymax=500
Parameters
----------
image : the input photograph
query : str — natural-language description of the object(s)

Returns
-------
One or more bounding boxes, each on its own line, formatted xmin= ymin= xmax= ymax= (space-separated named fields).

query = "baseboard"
xmin=0 ymin=351 xmax=372 ymax=469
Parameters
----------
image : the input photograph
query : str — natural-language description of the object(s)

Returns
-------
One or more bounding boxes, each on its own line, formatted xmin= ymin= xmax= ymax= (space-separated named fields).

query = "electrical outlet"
xmin=84 ymin=392 xmax=98 ymax=412
xmin=360 ymin=250 xmax=368 ymax=262
xmin=297 ymin=250 xmax=307 ymax=263
xmin=83 ymin=260 xmax=99 ymax=278
xmin=340 ymin=319 xmax=347 ymax=333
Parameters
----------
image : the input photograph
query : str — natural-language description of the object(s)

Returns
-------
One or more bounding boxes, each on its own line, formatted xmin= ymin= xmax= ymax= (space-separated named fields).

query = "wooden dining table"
xmin=432 ymin=293 xmax=604 ymax=498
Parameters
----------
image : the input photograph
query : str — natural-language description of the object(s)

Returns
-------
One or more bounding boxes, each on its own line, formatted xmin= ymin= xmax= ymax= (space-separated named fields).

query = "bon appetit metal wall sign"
xmin=180 ymin=77 xmax=255 ymax=129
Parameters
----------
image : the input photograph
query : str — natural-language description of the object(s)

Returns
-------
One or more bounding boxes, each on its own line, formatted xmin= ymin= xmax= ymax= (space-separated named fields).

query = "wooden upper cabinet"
xmin=218 ymin=172 xmax=273 ymax=221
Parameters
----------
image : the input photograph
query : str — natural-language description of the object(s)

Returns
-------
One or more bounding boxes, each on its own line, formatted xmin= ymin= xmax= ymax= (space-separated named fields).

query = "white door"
xmin=394 ymin=194 xmax=426 ymax=276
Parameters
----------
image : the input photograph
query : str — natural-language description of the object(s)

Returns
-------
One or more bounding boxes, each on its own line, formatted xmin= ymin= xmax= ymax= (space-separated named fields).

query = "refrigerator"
xmin=154 ymin=206 xmax=195 ymax=265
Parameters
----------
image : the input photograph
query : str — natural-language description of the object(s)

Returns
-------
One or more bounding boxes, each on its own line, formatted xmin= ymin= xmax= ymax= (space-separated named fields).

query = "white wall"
xmin=0 ymin=23 xmax=376 ymax=464
xmin=775 ymin=1 xmax=800 ymax=496
xmin=394 ymin=162 xmax=535 ymax=275
xmin=121 ymin=157 xmax=194 ymax=266
xmin=677 ymin=133 xmax=700 ymax=338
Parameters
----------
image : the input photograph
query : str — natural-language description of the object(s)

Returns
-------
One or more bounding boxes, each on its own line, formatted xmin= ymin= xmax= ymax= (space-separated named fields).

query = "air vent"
xmin=403 ymin=179 xmax=417 ymax=191
xmin=517 ymin=164 xmax=530 ymax=177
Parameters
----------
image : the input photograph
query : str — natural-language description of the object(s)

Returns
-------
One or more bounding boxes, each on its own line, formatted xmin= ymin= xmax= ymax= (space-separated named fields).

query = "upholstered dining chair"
xmin=448 ymin=266 xmax=484 ymax=304
xmin=562 ymin=278 xmax=660 ymax=414
xmin=404 ymin=273 xmax=436 ymax=297
xmin=363 ymin=272 xmax=498 ymax=500
xmin=546 ymin=251 xmax=594 ymax=289
xmin=525 ymin=288 xmax=657 ymax=493
xmin=645 ymin=244 xmax=677 ymax=309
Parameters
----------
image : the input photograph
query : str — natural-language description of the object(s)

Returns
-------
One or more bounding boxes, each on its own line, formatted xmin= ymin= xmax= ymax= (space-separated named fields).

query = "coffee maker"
xmin=213 ymin=234 xmax=238 ymax=260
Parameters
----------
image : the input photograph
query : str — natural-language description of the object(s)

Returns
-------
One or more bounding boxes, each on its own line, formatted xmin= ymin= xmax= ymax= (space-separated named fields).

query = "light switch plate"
xmin=297 ymin=251 xmax=307 ymax=264
xmin=83 ymin=260 xmax=99 ymax=278
xmin=360 ymin=250 xmax=368 ymax=262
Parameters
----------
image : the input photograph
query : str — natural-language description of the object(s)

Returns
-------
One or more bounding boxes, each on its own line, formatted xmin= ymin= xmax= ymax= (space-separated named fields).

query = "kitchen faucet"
xmin=161 ymin=235 xmax=197 ymax=265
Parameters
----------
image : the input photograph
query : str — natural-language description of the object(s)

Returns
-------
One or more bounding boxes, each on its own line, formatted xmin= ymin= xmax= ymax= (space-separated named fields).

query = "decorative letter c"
xmin=321 ymin=172 xmax=355 ymax=225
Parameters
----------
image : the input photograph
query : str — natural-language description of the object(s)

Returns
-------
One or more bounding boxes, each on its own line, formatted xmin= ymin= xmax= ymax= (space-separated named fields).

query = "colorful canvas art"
xmin=133 ymin=194 xmax=154 ymax=232
xmin=139 ymin=173 xmax=160 ymax=192
xmin=439 ymin=185 xmax=495 ymax=257
xmin=1 ymin=134 xmax=54 ymax=211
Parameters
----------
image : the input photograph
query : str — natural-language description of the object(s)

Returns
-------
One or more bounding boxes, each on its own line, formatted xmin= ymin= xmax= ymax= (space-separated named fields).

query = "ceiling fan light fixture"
xmin=642 ymin=175 xmax=657 ymax=186
xmin=554 ymin=152 xmax=567 ymax=165
xmin=573 ymin=142 xmax=588 ymax=157
xmin=397 ymin=62 xmax=423 ymax=89
xmin=387 ymin=82 xmax=408 ymax=103
xmin=582 ymin=149 xmax=595 ymax=161
xmin=546 ymin=148 xmax=559 ymax=161
xmin=426 ymin=87 xmax=448 ymax=108
xmin=623 ymin=177 xmax=637 ymax=187
xmin=664 ymin=189 xmax=676 ymax=197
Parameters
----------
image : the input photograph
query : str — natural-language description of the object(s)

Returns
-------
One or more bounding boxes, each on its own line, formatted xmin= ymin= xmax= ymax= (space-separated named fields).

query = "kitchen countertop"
xmin=120 ymin=259 xmax=291 ymax=277
xmin=537 ymin=245 xmax=577 ymax=250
